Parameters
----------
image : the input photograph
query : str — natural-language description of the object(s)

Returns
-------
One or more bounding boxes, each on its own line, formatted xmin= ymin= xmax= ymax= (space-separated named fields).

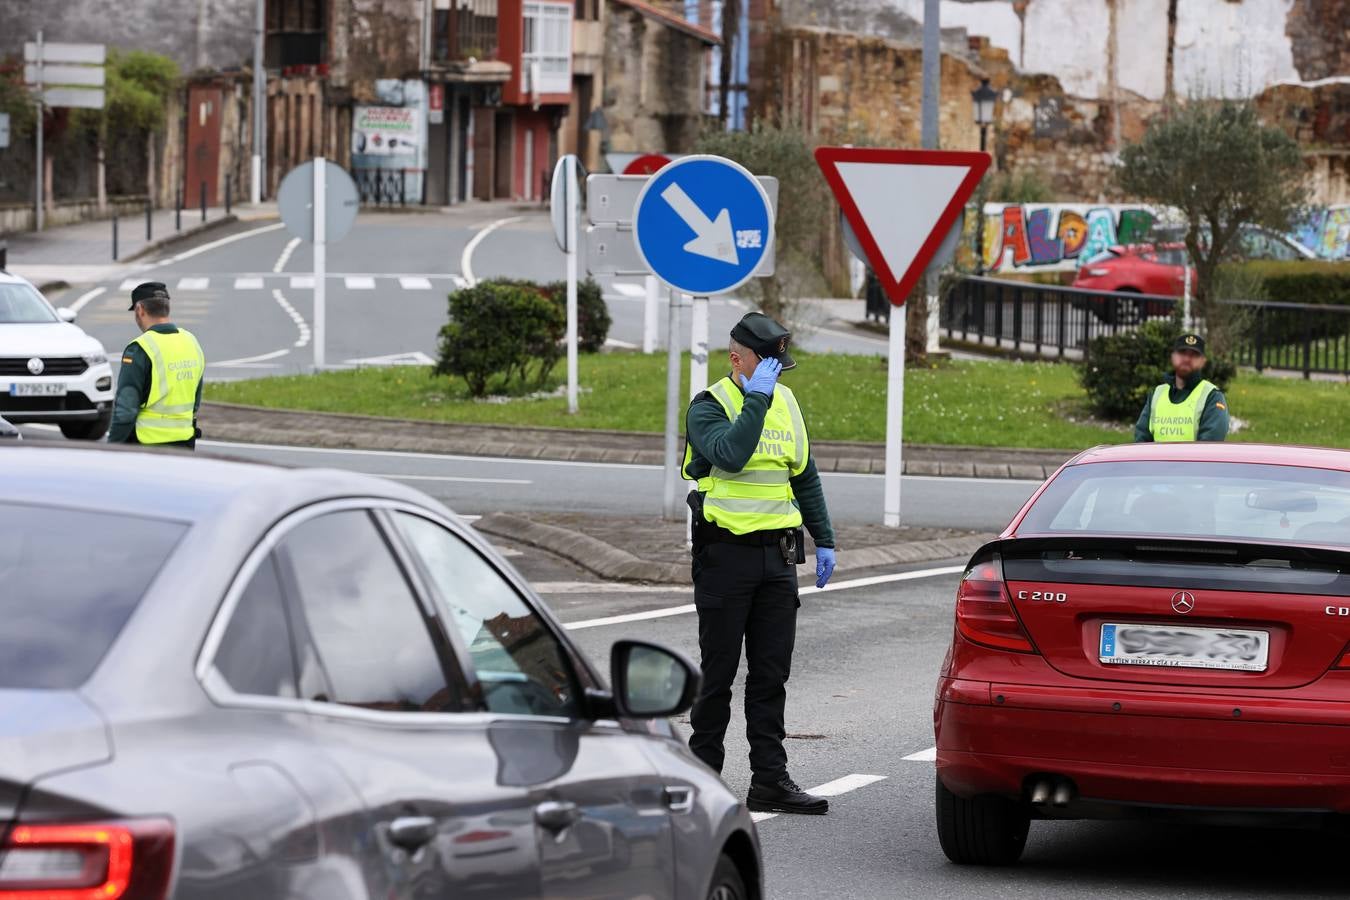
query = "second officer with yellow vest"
xmin=109 ymin=282 xmax=206 ymax=449
xmin=682 ymin=312 xmax=836 ymax=815
xmin=1133 ymin=332 xmax=1229 ymax=442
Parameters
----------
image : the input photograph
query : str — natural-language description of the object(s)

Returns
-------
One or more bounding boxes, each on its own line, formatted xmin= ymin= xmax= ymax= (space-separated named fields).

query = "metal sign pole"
xmin=884 ymin=307 xmax=906 ymax=527
xmin=662 ymin=289 xmax=682 ymax=520
xmin=642 ymin=274 xmax=659 ymax=354
xmin=689 ymin=294 xmax=709 ymax=398
xmin=566 ymin=159 xmax=579 ymax=414
xmin=34 ymin=30 xmax=43 ymax=232
xmin=313 ymin=157 xmax=326 ymax=370
xmin=251 ymin=0 xmax=265 ymax=204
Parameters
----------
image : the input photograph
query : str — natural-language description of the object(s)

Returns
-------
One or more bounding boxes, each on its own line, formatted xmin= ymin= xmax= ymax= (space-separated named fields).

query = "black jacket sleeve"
xmin=109 ymin=343 xmax=151 ymax=443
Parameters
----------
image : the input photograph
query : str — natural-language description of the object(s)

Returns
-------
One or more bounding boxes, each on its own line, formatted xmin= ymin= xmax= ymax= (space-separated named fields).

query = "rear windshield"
xmin=1020 ymin=461 xmax=1350 ymax=548
xmin=0 ymin=283 xmax=58 ymax=324
xmin=0 ymin=503 xmax=186 ymax=688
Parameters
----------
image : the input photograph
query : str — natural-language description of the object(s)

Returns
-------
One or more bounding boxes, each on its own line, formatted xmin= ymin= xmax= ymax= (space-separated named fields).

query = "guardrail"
xmin=943 ymin=276 xmax=1349 ymax=378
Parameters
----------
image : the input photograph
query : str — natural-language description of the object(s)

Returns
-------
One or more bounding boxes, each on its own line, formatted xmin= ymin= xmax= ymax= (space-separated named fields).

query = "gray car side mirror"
xmin=609 ymin=639 xmax=701 ymax=718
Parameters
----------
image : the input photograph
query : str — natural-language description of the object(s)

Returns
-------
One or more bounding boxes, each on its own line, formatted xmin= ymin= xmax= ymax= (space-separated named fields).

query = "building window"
xmin=266 ymin=0 xmax=327 ymax=68
xmin=523 ymin=2 xmax=572 ymax=96
xmin=574 ymin=0 xmax=599 ymax=20
xmin=434 ymin=0 xmax=500 ymax=63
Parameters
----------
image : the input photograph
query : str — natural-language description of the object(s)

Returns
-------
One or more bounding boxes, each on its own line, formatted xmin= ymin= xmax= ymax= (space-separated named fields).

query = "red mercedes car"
xmin=934 ymin=442 xmax=1350 ymax=865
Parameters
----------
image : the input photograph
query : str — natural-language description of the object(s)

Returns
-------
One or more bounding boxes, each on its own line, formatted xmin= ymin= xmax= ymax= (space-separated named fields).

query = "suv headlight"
xmin=82 ymin=351 xmax=109 ymax=367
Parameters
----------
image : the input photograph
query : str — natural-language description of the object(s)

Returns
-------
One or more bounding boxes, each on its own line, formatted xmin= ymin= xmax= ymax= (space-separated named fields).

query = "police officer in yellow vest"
xmin=109 ymin=282 xmax=205 ymax=449
xmin=1133 ymin=332 xmax=1229 ymax=442
xmin=682 ymin=312 xmax=836 ymax=815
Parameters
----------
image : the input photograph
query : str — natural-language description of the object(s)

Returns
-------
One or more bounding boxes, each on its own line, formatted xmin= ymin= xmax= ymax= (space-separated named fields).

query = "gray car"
xmin=0 ymin=445 xmax=762 ymax=900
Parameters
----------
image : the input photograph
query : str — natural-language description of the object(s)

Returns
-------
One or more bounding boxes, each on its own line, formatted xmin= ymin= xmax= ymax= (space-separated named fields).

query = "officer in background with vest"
xmin=109 ymin=282 xmax=206 ymax=449
xmin=1133 ymin=332 xmax=1229 ymax=442
xmin=682 ymin=312 xmax=836 ymax=816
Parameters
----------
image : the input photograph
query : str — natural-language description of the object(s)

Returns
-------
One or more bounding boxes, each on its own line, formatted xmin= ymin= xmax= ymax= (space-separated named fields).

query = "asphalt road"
xmin=522 ymin=555 xmax=1350 ymax=900
xmin=45 ymin=209 xmax=887 ymax=381
xmin=195 ymin=440 xmax=1039 ymax=532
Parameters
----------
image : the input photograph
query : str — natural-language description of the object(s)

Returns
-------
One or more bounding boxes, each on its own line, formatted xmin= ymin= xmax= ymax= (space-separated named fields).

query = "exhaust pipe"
xmin=1052 ymin=781 xmax=1074 ymax=807
xmin=1029 ymin=779 xmax=1052 ymax=806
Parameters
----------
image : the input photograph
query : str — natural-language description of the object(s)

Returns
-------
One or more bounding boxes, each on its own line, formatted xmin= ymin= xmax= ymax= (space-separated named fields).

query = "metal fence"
xmin=942 ymin=276 xmax=1350 ymax=378
xmin=352 ymin=168 xmax=409 ymax=206
xmin=942 ymin=276 xmax=1178 ymax=359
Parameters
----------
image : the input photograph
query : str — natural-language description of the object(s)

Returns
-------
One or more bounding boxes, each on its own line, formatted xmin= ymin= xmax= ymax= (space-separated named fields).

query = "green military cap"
xmin=730 ymin=312 xmax=796 ymax=370
xmin=129 ymin=281 xmax=171 ymax=311
xmin=1172 ymin=333 xmax=1206 ymax=355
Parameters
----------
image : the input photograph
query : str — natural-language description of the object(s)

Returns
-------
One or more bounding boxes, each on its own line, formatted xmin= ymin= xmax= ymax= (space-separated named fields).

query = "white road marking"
xmin=904 ymin=747 xmax=937 ymax=762
xmin=158 ymin=222 xmax=286 ymax=266
xmin=562 ymin=566 xmax=964 ymax=630
xmin=399 ymin=276 xmax=433 ymax=290
xmin=289 ymin=275 xmax=316 ymax=289
xmin=212 ymin=348 xmax=292 ymax=367
xmin=234 ymin=276 xmax=265 ymax=290
xmin=751 ymin=774 xmax=887 ymax=824
xmin=533 ymin=582 xmax=693 ymax=595
xmin=176 ymin=277 xmax=210 ymax=291
xmin=604 ymin=338 xmax=640 ymax=350
xmin=199 ymin=440 xmax=669 ymax=471
xmin=69 ymin=286 xmax=106 ymax=314
xmin=497 ymin=548 xmax=523 ymax=558
xmin=274 ymin=237 xmax=301 ymax=273
xmin=344 ymin=275 xmax=377 ymax=290
xmin=118 ymin=278 xmax=140 ymax=292
xmin=273 ymin=288 xmax=311 ymax=348
xmin=345 ymin=351 xmax=435 ymax=366
xmin=461 ymin=215 xmax=526 ymax=286
xmin=378 ymin=473 xmax=532 ymax=485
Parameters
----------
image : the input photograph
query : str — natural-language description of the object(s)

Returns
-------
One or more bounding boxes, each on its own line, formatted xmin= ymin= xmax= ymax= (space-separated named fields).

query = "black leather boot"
xmin=747 ymin=776 xmax=829 ymax=815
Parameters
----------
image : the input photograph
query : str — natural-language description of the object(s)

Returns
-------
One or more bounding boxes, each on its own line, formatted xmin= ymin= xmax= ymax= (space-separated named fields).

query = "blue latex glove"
xmin=815 ymin=547 xmax=836 ymax=589
xmin=738 ymin=357 xmax=783 ymax=398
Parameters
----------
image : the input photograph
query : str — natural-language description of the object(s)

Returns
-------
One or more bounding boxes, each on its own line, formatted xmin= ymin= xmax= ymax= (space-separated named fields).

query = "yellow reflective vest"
xmin=683 ymin=376 xmax=809 ymax=535
xmin=133 ymin=328 xmax=205 ymax=444
xmin=1148 ymin=379 xmax=1216 ymax=442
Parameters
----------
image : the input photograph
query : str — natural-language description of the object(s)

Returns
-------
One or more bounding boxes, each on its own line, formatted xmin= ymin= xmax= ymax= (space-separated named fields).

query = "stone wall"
xmin=602 ymin=6 xmax=713 ymax=154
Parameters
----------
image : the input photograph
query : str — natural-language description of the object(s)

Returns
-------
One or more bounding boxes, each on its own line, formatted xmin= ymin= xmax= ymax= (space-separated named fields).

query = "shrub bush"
xmin=434 ymin=281 xmax=565 ymax=397
xmin=1232 ymin=261 xmax=1350 ymax=307
xmin=1079 ymin=316 xmax=1236 ymax=420
xmin=484 ymin=278 xmax=612 ymax=352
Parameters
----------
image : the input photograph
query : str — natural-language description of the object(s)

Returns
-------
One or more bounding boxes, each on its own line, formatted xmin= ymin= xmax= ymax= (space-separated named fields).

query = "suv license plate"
xmin=10 ymin=383 xmax=67 ymax=397
xmin=1099 ymin=623 xmax=1269 ymax=672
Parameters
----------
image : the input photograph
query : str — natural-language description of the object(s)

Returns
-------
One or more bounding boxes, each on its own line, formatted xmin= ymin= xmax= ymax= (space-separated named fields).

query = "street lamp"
xmin=971 ymin=78 xmax=997 ymax=152
xmin=971 ymin=79 xmax=997 ymax=275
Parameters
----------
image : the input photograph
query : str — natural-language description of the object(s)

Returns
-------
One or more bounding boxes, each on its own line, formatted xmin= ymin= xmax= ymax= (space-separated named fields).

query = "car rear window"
xmin=0 ymin=283 xmax=59 ymax=324
xmin=1019 ymin=461 xmax=1350 ymax=547
xmin=0 ymin=503 xmax=186 ymax=688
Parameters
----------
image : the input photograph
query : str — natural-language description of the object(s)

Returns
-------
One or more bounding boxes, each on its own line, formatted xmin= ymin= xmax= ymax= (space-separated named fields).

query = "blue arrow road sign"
xmin=632 ymin=155 xmax=774 ymax=296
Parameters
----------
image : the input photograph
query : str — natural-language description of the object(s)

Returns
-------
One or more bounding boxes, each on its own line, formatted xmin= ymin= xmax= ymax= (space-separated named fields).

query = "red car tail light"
xmin=0 ymin=819 xmax=174 ymax=900
xmin=955 ymin=554 xmax=1037 ymax=654
xmin=1333 ymin=644 xmax=1350 ymax=670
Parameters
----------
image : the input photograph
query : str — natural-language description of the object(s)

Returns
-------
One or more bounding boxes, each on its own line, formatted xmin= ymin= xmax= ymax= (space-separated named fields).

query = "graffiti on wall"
xmin=977 ymin=204 xmax=1161 ymax=273
xmin=1292 ymin=206 xmax=1350 ymax=261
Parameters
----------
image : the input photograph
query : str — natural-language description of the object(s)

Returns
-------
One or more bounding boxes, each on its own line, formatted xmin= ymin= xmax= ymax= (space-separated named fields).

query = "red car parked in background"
xmin=1071 ymin=243 xmax=1190 ymax=296
xmin=934 ymin=442 xmax=1350 ymax=865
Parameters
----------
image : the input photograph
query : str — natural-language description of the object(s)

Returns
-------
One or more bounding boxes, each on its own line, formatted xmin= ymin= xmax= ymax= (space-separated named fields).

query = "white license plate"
xmin=9 ymin=383 xmax=66 ymax=397
xmin=1099 ymin=623 xmax=1269 ymax=672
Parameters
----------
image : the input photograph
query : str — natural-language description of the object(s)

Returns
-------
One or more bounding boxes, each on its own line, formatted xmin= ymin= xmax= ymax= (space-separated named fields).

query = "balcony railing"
xmin=433 ymin=0 xmax=500 ymax=63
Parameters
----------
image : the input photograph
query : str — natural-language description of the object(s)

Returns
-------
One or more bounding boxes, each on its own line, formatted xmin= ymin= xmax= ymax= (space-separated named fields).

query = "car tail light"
xmin=955 ymin=554 xmax=1036 ymax=654
xmin=1334 ymin=644 xmax=1350 ymax=670
xmin=0 ymin=819 xmax=173 ymax=899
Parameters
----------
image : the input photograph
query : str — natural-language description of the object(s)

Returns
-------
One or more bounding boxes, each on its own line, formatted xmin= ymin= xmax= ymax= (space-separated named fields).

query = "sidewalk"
xmin=476 ymin=511 xmax=993 ymax=585
xmin=5 ymin=203 xmax=275 ymax=290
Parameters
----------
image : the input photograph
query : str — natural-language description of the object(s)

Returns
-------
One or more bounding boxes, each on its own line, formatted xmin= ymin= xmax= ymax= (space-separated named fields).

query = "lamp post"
xmin=971 ymin=78 xmax=997 ymax=275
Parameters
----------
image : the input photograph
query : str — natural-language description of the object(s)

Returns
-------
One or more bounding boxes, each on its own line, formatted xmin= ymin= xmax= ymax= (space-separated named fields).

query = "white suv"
xmin=0 ymin=271 xmax=114 ymax=439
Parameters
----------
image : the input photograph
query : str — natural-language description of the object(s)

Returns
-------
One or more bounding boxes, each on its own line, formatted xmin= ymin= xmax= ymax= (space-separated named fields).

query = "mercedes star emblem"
xmin=1171 ymin=591 xmax=1196 ymax=614
xmin=26 ymin=357 xmax=44 ymax=376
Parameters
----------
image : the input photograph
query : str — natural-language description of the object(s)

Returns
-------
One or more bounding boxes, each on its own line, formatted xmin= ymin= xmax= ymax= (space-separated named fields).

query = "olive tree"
xmin=1116 ymin=100 xmax=1308 ymax=319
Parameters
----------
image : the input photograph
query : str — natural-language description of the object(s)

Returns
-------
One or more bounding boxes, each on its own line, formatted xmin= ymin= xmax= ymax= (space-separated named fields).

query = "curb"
xmin=122 ymin=214 xmax=241 ymax=263
xmin=476 ymin=512 xmax=994 ymax=585
xmin=200 ymin=401 xmax=1072 ymax=480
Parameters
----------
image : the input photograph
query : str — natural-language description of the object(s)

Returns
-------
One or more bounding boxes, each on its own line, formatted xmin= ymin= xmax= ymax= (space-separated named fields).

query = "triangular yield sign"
xmin=815 ymin=147 xmax=990 ymax=305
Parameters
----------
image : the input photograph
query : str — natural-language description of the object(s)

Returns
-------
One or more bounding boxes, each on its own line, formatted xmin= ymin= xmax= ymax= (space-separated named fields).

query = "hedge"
xmin=1230 ymin=261 xmax=1350 ymax=307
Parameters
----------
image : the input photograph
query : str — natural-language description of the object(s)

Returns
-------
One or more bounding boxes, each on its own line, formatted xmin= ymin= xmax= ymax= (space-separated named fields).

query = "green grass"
xmin=205 ymin=353 xmax=1350 ymax=450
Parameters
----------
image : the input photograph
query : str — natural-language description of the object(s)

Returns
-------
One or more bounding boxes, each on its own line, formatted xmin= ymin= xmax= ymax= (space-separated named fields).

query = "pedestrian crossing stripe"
xmin=106 ymin=274 xmax=467 ymax=294
xmin=399 ymin=276 xmax=433 ymax=290
xmin=176 ymin=277 xmax=210 ymax=291
xmin=290 ymin=276 xmax=316 ymax=289
xmin=234 ymin=277 xmax=265 ymax=290
xmin=344 ymin=276 xmax=377 ymax=290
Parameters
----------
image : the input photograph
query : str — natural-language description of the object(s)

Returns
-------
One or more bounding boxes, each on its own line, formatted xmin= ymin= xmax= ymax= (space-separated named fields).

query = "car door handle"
xmin=534 ymin=800 xmax=580 ymax=833
xmin=388 ymin=816 xmax=438 ymax=852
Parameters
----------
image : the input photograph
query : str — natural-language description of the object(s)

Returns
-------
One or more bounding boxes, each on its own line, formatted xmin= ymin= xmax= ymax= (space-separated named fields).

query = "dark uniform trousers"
xmin=688 ymin=539 xmax=799 ymax=783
